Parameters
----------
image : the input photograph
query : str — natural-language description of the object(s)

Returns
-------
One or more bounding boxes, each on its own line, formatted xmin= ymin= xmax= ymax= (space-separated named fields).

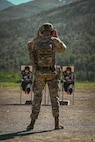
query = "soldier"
xmin=27 ymin=23 xmax=67 ymax=130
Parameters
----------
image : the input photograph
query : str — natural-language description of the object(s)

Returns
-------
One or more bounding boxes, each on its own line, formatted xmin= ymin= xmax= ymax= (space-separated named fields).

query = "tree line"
xmin=0 ymin=0 xmax=95 ymax=81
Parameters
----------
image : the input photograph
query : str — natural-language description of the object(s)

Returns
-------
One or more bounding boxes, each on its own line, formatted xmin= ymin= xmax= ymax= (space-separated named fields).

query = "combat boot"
xmin=27 ymin=119 xmax=36 ymax=131
xmin=55 ymin=116 xmax=64 ymax=130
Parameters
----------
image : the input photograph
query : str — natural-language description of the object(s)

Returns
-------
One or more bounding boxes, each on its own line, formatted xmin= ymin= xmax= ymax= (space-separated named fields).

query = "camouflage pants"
xmin=30 ymin=71 xmax=60 ymax=120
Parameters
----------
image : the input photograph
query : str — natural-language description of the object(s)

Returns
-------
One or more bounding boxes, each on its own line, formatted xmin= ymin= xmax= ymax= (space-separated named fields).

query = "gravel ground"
xmin=0 ymin=87 xmax=95 ymax=142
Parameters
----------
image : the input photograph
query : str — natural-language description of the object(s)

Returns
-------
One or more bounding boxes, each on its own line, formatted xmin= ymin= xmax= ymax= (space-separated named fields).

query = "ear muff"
xmin=52 ymin=29 xmax=58 ymax=38
xmin=36 ymin=30 xmax=41 ymax=37
xmin=36 ymin=29 xmax=59 ymax=38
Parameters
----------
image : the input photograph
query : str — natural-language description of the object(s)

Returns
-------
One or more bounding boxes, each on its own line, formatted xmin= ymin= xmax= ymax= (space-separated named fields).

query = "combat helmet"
xmin=36 ymin=23 xmax=58 ymax=37
xmin=39 ymin=23 xmax=54 ymax=33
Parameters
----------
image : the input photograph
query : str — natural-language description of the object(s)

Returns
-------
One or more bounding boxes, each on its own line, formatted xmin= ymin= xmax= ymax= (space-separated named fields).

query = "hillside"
xmin=0 ymin=0 xmax=79 ymax=21
xmin=0 ymin=0 xmax=63 ymax=21
xmin=0 ymin=0 xmax=95 ymax=81
xmin=0 ymin=0 xmax=14 ymax=11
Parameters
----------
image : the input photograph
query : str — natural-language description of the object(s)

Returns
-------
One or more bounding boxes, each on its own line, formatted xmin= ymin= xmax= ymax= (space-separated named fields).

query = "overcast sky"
xmin=7 ymin=0 xmax=33 ymax=5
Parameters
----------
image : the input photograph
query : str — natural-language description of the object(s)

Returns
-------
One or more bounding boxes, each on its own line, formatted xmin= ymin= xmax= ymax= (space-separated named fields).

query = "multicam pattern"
xmin=28 ymin=36 xmax=66 ymax=120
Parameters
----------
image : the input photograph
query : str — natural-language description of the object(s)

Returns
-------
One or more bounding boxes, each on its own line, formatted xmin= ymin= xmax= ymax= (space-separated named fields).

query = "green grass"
xmin=75 ymin=82 xmax=95 ymax=89
xmin=0 ymin=82 xmax=20 ymax=88
xmin=0 ymin=81 xmax=95 ymax=89
xmin=0 ymin=71 xmax=20 ymax=82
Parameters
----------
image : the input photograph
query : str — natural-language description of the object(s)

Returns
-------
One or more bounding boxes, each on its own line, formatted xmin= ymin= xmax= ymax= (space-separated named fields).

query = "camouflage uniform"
xmin=27 ymin=23 xmax=66 ymax=130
